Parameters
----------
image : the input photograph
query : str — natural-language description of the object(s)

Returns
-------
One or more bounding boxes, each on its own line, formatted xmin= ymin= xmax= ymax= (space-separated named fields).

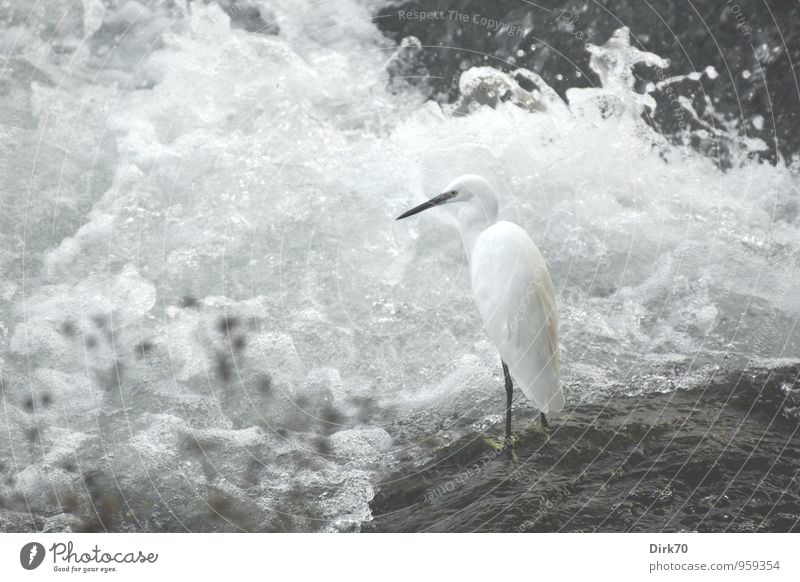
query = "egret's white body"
xmin=397 ymin=174 xmax=564 ymax=440
xmin=469 ymin=221 xmax=564 ymax=414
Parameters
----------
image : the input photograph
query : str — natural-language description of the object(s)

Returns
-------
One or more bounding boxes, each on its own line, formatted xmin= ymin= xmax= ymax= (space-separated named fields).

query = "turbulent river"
xmin=1 ymin=0 xmax=799 ymax=532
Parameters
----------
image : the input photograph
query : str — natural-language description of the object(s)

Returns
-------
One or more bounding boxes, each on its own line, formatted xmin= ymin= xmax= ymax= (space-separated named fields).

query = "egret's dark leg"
xmin=502 ymin=361 xmax=513 ymax=445
xmin=540 ymin=412 xmax=549 ymax=429
xmin=483 ymin=361 xmax=517 ymax=458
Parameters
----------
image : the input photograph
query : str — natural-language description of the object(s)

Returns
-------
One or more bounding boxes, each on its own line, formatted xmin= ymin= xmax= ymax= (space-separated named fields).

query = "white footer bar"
xmin=0 ymin=533 xmax=796 ymax=581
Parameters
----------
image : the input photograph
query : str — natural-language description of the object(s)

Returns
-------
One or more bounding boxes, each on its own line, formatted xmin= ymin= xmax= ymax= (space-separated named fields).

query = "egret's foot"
xmin=483 ymin=435 xmax=505 ymax=452
xmin=504 ymin=434 xmax=519 ymax=463
xmin=483 ymin=434 xmax=519 ymax=462
xmin=529 ymin=416 xmax=551 ymax=436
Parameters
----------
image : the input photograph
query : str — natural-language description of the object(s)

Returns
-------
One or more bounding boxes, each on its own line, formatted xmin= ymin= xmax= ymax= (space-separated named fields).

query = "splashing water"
xmin=0 ymin=1 xmax=798 ymax=532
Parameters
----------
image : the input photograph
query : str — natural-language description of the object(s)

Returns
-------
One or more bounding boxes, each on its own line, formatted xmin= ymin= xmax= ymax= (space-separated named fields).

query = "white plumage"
xmin=397 ymin=174 xmax=564 ymax=445
xmin=470 ymin=220 xmax=564 ymax=414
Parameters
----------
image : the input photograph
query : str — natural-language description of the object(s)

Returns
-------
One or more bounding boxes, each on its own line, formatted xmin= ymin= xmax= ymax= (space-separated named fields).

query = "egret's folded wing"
xmin=506 ymin=262 xmax=564 ymax=412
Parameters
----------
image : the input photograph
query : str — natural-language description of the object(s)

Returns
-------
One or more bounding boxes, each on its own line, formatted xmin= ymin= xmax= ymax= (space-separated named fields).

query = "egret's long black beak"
xmin=396 ymin=190 xmax=457 ymax=220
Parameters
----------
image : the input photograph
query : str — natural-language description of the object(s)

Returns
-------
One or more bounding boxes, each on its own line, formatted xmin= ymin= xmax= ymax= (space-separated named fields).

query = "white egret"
xmin=397 ymin=175 xmax=564 ymax=453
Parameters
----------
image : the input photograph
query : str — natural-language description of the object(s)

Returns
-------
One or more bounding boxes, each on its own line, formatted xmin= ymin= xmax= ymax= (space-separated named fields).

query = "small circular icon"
xmin=20 ymin=542 xmax=45 ymax=570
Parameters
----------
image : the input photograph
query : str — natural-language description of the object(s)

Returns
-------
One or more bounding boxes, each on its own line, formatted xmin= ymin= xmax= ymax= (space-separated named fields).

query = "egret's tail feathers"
xmin=511 ymin=366 xmax=564 ymax=414
xmin=519 ymin=373 xmax=564 ymax=414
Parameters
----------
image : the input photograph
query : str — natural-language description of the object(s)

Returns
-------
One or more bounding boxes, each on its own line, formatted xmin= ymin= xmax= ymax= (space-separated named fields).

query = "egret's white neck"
xmin=457 ymin=199 xmax=498 ymax=261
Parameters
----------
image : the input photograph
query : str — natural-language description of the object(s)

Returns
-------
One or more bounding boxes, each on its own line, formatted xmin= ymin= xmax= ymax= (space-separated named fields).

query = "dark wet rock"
xmin=213 ymin=0 xmax=279 ymax=35
xmin=368 ymin=364 xmax=800 ymax=532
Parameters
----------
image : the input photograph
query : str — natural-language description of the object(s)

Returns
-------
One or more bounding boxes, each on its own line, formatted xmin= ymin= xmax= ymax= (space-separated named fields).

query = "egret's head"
xmin=396 ymin=174 xmax=498 ymax=221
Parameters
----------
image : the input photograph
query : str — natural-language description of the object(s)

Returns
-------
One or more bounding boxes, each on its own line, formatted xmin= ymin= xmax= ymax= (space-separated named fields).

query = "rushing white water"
xmin=1 ymin=1 xmax=798 ymax=531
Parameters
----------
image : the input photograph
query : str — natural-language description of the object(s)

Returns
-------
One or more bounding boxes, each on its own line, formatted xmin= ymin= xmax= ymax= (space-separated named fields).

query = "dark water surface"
xmin=378 ymin=0 xmax=800 ymax=163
